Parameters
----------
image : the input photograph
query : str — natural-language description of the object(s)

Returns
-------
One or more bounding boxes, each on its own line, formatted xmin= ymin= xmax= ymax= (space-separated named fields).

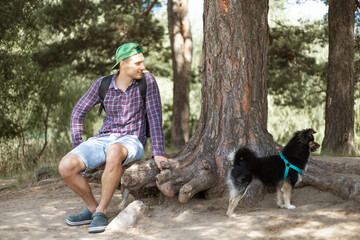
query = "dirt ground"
xmin=0 ymin=178 xmax=359 ymax=240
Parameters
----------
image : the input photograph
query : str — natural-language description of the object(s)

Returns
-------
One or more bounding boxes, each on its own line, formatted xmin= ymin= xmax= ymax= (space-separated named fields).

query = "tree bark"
xmin=168 ymin=0 xmax=192 ymax=148
xmin=156 ymin=0 xmax=277 ymax=203
xmin=322 ymin=0 xmax=356 ymax=155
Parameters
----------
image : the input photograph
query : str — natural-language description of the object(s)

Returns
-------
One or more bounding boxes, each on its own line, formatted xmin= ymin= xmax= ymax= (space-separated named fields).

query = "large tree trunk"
xmin=322 ymin=0 xmax=355 ymax=155
xmin=168 ymin=0 xmax=192 ymax=148
xmin=155 ymin=0 xmax=276 ymax=203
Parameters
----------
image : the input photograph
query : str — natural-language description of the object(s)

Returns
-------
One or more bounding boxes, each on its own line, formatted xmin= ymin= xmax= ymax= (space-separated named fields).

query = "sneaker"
xmin=88 ymin=212 xmax=108 ymax=233
xmin=66 ymin=207 xmax=93 ymax=226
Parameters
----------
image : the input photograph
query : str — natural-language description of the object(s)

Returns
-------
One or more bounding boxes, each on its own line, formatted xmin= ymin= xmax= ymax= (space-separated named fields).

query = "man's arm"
xmin=70 ymin=78 xmax=102 ymax=148
xmin=144 ymin=73 xmax=168 ymax=169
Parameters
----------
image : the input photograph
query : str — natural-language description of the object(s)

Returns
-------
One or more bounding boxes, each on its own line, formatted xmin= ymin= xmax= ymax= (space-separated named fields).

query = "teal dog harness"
xmin=280 ymin=152 xmax=303 ymax=180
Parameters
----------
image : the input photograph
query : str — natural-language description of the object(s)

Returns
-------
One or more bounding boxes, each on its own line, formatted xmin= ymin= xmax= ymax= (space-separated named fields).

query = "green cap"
xmin=111 ymin=43 xmax=143 ymax=70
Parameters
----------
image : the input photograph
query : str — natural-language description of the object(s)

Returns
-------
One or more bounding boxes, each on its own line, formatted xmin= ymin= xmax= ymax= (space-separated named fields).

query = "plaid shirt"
xmin=70 ymin=72 xmax=165 ymax=157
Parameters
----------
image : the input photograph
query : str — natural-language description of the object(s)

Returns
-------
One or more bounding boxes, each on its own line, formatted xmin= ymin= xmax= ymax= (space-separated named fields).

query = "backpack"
xmin=97 ymin=73 xmax=150 ymax=137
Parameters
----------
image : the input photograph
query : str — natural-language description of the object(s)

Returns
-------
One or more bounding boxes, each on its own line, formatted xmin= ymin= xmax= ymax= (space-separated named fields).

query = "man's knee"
xmin=59 ymin=154 xmax=85 ymax=178
xmin=106 ymin=143 xmax=128 ymax=166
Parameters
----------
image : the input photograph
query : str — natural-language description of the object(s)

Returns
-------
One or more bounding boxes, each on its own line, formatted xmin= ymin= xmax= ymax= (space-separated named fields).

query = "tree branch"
xmin=137 ymin=0 xmax=158 ymax=18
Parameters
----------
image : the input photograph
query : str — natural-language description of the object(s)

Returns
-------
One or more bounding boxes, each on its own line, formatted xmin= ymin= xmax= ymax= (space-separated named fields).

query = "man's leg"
xmin=59 ymin=154 xmax=98 ymax=213
xmin=95 ymin=142 xmax=128 ymax=214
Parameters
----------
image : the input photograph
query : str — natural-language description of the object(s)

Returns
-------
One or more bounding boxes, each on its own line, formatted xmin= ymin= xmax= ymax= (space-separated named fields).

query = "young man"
xmin=59 ymin=43 xmax=168 ymax=233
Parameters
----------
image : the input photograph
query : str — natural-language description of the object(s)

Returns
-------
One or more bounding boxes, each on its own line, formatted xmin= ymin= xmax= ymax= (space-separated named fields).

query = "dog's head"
xmin=294 ymin=128 xmax=320 ymax=152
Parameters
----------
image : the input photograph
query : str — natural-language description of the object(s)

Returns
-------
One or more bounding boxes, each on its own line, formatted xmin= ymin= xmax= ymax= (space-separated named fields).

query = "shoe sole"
xmin=88 ymin=225 xmax=107 ymax=233
xmin=66 ymin=218 xmax=92 ymax=226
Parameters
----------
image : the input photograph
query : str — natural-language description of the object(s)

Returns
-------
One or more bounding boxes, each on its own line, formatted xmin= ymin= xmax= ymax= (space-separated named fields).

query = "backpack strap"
xmin=97 ymin=75 xmax=113 ymax=117
xmin=137 ymin=73 xmax=150 ymax=137
xmin=138 ymin=73 xmax=147 ymax=102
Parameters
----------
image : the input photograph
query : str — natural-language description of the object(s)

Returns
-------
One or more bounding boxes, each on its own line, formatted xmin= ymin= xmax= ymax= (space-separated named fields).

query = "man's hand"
xmin=153 ymin=155 xmax=168 ymax=171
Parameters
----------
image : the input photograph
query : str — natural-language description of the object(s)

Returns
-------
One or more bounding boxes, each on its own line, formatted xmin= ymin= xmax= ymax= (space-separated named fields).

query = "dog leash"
xmin=280 ymin=152 xmax=303 ymax=180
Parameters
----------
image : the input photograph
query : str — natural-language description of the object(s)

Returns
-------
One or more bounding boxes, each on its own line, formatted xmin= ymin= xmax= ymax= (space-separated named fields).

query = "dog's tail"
xmin=232 ymin=147 xmax=257 ymax=166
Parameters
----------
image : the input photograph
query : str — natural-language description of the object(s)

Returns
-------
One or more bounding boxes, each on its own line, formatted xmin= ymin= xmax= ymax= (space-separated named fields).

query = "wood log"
xmin=36 ymin=178 xmax=60 ymax=186
xmin=34 ymin=167 xmax=56 ymax=182
xmin=121 ymin=158 xmax=160 ymax=191
xmin=303 ymin=157 xmax=360 ymax=203
xmin=105 ymin=200 xmax=148 ymax=233
xmin=84 ymin=170 xmax=103 ymax=183
xmin=311 ymin=156 xmax=360 ymax=175
xmin=84 ymin=158 xmax=160 ymax=189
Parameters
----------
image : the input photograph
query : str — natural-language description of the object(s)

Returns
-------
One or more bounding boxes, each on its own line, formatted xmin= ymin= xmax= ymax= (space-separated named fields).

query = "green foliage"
xmin=0 ymin=1 xmax=40 ymax=42
xmin=0 ymin=52 xmax=43 ymax=139
xmin=267 ymin=20 xmax=328 ymax=108
xmin=32 ymin=0 xmax=166 ymax=76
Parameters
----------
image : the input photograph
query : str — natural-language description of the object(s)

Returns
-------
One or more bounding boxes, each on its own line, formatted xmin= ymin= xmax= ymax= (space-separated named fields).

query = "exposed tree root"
xmin=156 ymin=158 xmax=217 ymax=203
xmin=303 ymin=158 xmax=360 ymax=203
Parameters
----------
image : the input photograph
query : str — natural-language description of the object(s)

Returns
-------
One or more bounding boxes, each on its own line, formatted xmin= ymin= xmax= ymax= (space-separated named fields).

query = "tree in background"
xmin=356 ymin=1 xmax=360 ymax=85
xmin=167 ymin=0 xmax=192 ymax=148
xmin=322 ymin=0 xmax=356 ymax=155
xmin=155 ymin=0 xmax=276 ymax=203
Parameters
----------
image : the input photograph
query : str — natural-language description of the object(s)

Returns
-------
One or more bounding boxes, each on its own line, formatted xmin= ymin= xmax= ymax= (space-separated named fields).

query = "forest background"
xmin=0 ymin=0 xmax=359 ymax=179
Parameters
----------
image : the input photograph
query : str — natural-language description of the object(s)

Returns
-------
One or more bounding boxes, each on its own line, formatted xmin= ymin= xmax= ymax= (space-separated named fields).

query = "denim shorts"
xmin=67 ymin=134 xmax=144 ymax=174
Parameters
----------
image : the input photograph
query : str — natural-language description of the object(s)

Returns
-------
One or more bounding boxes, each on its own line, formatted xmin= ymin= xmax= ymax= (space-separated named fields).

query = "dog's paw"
xmin=226 ymin=210 xmax=237 ymax=218
xmin=286 ymin=205 xmax=296 ymax=209
xmin=277 ymin=203 xmax=285 ymax=208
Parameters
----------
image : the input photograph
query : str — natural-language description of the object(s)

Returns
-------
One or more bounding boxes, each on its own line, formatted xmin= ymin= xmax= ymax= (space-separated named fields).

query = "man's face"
xmin=122 ymin=53 xmax=146 ymax=79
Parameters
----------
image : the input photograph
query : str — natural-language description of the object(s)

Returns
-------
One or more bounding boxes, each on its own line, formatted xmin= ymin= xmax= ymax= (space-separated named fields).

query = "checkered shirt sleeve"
xmin=70 ymin=78 xmax=102 ymax=148
xmin=145 ymin=73 xmax=166 ymax=156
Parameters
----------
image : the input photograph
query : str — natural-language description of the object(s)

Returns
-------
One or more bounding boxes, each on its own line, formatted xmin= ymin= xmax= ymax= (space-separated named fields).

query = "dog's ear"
xmin=304 ymin=128 xmax=316 ymax=136
xmin=295 ymin=129 xmax=316 ymax=143
xmin=308 ymin=128 xmax=316 ymax=135
xmin=294 ymin=128 xmax=315 ymax=137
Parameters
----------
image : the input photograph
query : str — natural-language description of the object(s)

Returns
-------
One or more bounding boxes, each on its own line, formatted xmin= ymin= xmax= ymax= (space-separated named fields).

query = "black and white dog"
xmin=226 ymin=129 xmax=320 ymax=217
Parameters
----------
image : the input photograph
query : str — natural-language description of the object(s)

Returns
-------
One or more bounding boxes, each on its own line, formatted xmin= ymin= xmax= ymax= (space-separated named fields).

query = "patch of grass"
xmin=0 ymin=138 xmax=68 ymax=186
xmin=319 ymin=150 xmax=358 ymax=158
